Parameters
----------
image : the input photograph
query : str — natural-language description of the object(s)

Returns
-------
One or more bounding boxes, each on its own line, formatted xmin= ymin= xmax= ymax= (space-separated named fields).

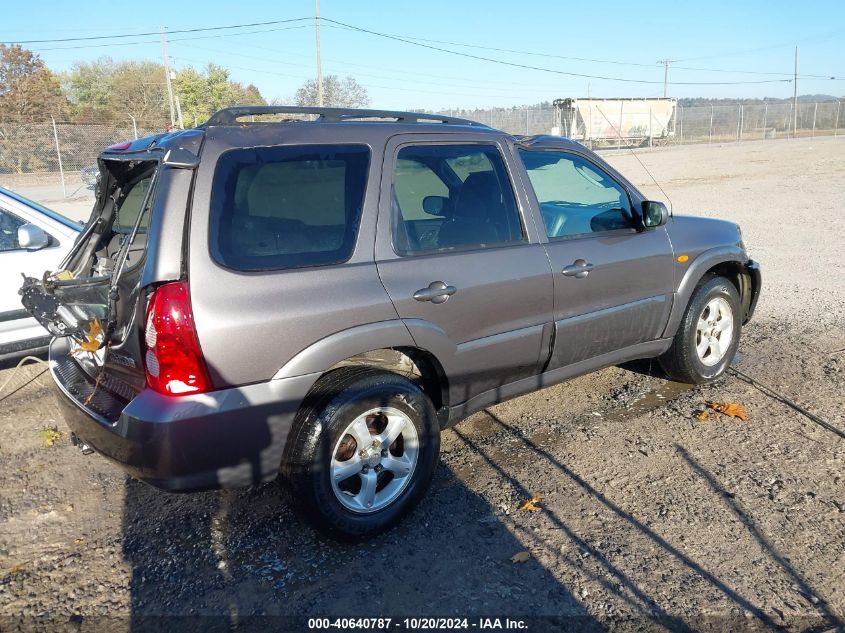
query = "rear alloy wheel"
xmin=330 ymin=407 xmax=419 ymax=513
xmin=659 ymin=275 xmax=742 ymax=384
xmin=283 ymin=368 xmax=439 ymax=541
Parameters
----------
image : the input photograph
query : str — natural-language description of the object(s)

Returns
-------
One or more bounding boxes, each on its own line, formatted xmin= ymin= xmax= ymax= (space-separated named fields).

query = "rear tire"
xmin=282 ymin=367 xmax=440 ymax=541
xmin=659 ymin=275 xmax=741 ymax=384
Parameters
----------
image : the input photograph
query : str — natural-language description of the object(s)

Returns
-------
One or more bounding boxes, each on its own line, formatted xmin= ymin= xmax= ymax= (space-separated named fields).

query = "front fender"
xmin=662 ymin=245 xmax=749 ymax=337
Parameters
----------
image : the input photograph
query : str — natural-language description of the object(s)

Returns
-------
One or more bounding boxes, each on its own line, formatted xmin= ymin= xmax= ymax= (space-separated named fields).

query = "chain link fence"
xmin=0 ymin=116 xmax=161 ymax=197
xmin=1 ymin=102 xmax=842 ymax=198
xmin=446 ymin=101 xmax=843 ymax=145
xmin=673 ymin=101 xmax=843 ymax=144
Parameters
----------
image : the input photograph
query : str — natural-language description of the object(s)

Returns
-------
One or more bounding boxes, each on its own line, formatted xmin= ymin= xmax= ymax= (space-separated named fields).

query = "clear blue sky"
xmin=3 ymin=0 xmax=843 ymax=109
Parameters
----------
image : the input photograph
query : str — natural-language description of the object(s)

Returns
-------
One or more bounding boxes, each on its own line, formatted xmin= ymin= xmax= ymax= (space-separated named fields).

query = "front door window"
xmin=518 ymin=150 xmax=634 ymax=239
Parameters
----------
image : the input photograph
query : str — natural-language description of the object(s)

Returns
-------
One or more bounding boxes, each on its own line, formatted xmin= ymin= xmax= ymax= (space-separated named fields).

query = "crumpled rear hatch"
xmin=20 ymin=153 xmax=160 ymax=420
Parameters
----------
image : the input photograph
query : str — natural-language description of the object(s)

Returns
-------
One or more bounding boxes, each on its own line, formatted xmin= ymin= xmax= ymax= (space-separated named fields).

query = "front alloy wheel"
xmin=695 ymin=297 xmax=734 ymax=367
xmin=659 ymin=275 xmax=742 ymax=384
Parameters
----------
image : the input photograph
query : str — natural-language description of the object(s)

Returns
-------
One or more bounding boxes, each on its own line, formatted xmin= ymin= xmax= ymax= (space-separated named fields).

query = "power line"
xmin=675 ymin=30 xmax=842 ymax=62
xmin=319 ymin=18 xmax=792 ymax=86
xmin=321 ymin=23 xmax=658 ymax=69
xmin=170 ymin=55 xmax=531 ymax=99
xmin=2 ymin=17 xmax=310 ymax=44
xmin=239 ymin=40 xmax=572 ymax=92
xmin=673 ymin=64 xmax=838 ymax=79
xmin=323 ymin=22 xmax=842 ymax=80
xmin=175 ymin=42 xmax=563 ymax=95
xmin=27 ymin=25 xmax=311 ymax=52
xmin=11 ymin=13 xmax=841 ymax=86
xmin=657 ymin=59 xmax=674 ymax=97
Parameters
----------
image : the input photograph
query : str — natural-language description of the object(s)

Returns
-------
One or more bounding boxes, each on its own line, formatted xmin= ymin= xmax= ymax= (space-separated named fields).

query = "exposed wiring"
xmin=728 ymin=367 xmax=844 ymax=441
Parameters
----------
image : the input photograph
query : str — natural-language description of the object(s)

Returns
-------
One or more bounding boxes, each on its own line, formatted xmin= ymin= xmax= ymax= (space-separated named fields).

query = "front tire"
xmin=282 ymin=367 xmax=440 ymax=541
xmin=659 ymin=275 xmax=742 ymax=384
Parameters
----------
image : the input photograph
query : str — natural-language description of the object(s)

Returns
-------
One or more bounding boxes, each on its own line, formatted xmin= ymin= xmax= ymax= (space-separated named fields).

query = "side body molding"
xmin=662 ymin=245 xmax=748 ymax=338
xmin=272 ymin=320 xmax=417 ymax=379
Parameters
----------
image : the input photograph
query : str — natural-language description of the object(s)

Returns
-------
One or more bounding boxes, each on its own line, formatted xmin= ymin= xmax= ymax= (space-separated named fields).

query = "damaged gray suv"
xmin=21 ymin=106 xmax=760 ymax=540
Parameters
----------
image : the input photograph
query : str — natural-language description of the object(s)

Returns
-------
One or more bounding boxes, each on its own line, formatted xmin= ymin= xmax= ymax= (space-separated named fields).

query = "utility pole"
xmin=315 ymin=0 xmax=324 ymax=106
xmin=657 ymin=59 xmax=673 ymax=98
xmin=793 ymin=46 xmax=799 ymax=138
xmin=160 ymin=27 xmax=176 ymax=129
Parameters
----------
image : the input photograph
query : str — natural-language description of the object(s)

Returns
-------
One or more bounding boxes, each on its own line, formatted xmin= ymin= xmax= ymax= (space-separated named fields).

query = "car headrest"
xmin=453 ymin=171 xmax=504 ymax=219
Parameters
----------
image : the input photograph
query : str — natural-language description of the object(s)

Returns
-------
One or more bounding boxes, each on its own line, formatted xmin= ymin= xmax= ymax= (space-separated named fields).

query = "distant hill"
xmin=678 ymin=95 xmax=842 ymax=107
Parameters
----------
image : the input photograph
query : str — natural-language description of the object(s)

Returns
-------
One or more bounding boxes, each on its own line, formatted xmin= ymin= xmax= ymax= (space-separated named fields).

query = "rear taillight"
xmin=143 ymin=281 xmax=211 ymax=396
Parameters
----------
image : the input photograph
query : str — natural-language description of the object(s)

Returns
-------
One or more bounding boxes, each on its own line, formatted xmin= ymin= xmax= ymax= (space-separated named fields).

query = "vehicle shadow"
xmin=616 ymin=358 xmax=665 ymax=379
xmin=122 ymin=460 xmax=602 ymax=631
xmin=675 ymin=444 xmax=844 ymax=631
xmin=474 ymin=409 xmax=839 ymax=631
xmin=118 ymin=380 xmax=839 ymax=632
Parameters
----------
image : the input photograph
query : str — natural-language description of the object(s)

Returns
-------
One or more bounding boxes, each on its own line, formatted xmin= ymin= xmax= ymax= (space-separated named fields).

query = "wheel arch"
xmin=273 ymin=320 xmax=450 ymax=420
xmin=663 ymin=246 xmax=755 ymax=337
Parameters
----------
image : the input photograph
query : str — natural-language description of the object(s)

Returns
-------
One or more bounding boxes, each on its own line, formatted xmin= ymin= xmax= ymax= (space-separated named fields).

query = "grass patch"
xmin=38 ymin=427 xmax=61 ymax=448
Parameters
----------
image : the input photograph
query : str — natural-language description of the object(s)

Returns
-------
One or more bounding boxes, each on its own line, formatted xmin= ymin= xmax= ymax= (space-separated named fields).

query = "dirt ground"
xmin=1 ymin=137 xmax=843 ymax=632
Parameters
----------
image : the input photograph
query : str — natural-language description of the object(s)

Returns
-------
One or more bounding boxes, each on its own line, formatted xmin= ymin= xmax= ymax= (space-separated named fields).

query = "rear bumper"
xmin=50 ymin=340 xmax=319 ymax=491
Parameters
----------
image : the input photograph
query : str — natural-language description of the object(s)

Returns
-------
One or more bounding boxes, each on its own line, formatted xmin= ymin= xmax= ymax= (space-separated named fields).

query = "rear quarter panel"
xmin=186 ymin=126 xmax=399 ymax=387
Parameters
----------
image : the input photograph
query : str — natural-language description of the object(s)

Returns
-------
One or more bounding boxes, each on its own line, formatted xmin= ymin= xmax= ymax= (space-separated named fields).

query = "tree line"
xmin=0 ymin=44 xmax=370 ymax=127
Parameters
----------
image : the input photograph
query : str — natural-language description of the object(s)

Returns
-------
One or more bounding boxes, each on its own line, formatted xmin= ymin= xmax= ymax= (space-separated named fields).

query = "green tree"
xmin=109 ymin=61 xmax=169 ymax=125
xmin=66 ymin=57 xmax=169 ymax=126
xmin=295 ymin=75 xmax=369 ymax=108
xmin=0 ymin=44 xmax=66 ymax=121
xmin=0 ymin=45 xmax=68 ymax=173
xmin=66 ymin=57 xmax=113 ymax=115
xmin=175 ymin=63 xmax=266 ymax=127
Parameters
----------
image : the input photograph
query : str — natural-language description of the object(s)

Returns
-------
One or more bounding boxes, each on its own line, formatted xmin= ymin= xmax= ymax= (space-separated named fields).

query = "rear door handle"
xmin=562 ymin=259 xmax=594 ymax=279
xmin=413 ymin=281 xmax=458 ymax=304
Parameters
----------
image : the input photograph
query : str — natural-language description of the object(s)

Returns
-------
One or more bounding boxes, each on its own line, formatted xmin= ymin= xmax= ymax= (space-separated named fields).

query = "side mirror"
xmin=641 ymin=200 xmax=669 ymax=228
xmin=422 ymin=195 xmax=448 ymax=216
xmin=17 ymin=223 xmax=50 ymax=250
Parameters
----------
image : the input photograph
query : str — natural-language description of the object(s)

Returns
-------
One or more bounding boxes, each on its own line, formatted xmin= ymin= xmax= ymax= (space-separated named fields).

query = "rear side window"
xmin=211 ymin=145 xmax=370 ymax=271
xmin=392 ymin=144 xmax=524 ymax=256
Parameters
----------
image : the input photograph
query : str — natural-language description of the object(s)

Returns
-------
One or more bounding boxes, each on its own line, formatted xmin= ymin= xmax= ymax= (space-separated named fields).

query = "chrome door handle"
xmin=562 ymin=259 xmax=594 ymax=279
xmin=413 ymin=281 xmax=458 ymax=304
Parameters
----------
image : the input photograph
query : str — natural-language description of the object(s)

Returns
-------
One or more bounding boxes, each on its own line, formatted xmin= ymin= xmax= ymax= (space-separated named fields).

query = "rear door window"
xmin=391 ymin=144 xmax=524 ymax=255
xmin=210 ymin=145 xmax=370 ymax=271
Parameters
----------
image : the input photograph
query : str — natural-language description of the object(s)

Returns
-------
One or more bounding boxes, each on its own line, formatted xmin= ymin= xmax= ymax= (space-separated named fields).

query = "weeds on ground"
xmin=38 ymin=427 xmax=61 ymax=448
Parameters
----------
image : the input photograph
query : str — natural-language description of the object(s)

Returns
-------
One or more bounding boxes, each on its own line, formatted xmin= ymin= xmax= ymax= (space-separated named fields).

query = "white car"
xmin=0 ymin=187 xmax=81 ymax=360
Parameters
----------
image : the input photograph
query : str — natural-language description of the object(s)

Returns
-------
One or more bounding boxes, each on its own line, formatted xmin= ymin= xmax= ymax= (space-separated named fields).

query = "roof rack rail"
xmin=204 ymin=105 xmax=484 ymax=127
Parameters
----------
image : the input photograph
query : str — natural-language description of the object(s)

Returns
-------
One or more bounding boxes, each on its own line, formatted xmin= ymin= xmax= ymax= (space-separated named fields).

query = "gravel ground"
xmin=1 ymin=137 xmax=843 ymax=632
